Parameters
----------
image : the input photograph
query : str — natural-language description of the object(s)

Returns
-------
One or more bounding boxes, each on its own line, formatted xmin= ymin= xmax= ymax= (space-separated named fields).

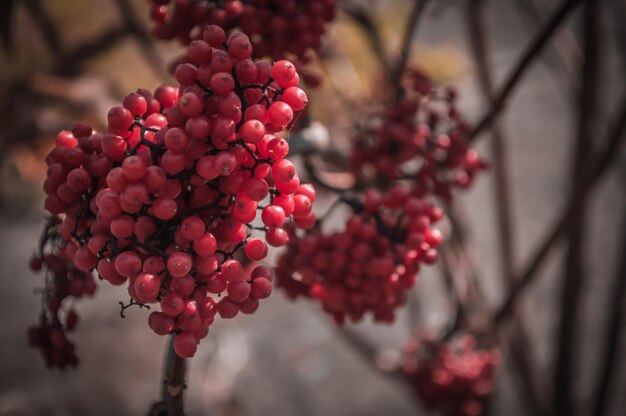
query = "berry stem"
xmin=166 ymin=347 xmax=186 ymax=416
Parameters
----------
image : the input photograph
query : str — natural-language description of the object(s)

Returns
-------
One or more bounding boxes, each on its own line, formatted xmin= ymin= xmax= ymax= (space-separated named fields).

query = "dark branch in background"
xmin=333 ymin=325 xmax=404 ymax=383
xmin=22 ymin=0 xmax=167 ymax=79
xmin=391 ymin=0 xmax=430 ymax=101
xmin=0 ymin=0 xmax=15 ymax=52
xmin=468 ymin=0 xmax=583 ymax=142
xmin=302 ymin=153 xmax=352 ymax=194
xmin=439 ymin=244 xmax=467 ymax=341
xmin=513 ymin=0 xmax=581 ymax=96
xmin=591 ymin=192 xmax=626 ymax=416
xmin=23 ymin=0 xmax=65 ymax=56
xmin=55 ymin=28 xmax=128 ymax=76
xmin=554 ymin=1 xmax=600 ymax=413
xmin=493 ymin=90 xmax=626 ymax=329
xmin=340 ymin=0 xmax=393 ymax=82
xmin=446 ymin=207 xmax=555 ymax=416
xmin=466 ymin=0 xmax=516 ymax=307
xmin=112 ymin=0 xmax=169 ymax=80
xmin=465 ymin=2 xmax=553 ymax=415
xmin=444 ymin=206 xmax=487 ymax=313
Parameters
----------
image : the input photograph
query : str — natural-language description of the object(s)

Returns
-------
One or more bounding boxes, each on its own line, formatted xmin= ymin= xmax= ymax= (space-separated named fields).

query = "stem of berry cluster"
xmin=166 ymin=350 xmax=186 ymax=416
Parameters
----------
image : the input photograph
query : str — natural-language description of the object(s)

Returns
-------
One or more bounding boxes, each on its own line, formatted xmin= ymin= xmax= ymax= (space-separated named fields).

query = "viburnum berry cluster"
xmin=275 ymin=69 xmax=486 ymax=324
xmin=28 ymin=217 xmax=95 ymax=369
xmin=150 ymin=0 xmax=336 ymax=85
xmin=32 ymin=27 xmax=313 ymax=360
xmin=401 ymin=335 xmax=500 ymax=416
xmin=351 ymin=68 xmax=488 ymax=201
xmin=276 ymin=184 xmax=443 ymax=324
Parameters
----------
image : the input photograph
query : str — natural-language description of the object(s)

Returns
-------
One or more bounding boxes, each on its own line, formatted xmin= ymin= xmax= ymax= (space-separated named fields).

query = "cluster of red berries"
xmin=401 ymin=335 xmax=500 ymax=416
xmin=275 ymin=184 xmax=443 ymax=324
xmin=149 ymin=0 xmax=336 ymax=64
xmin=35 ymin=27 xmax=313 ymax=359
xmin=27 ymin=218 xmax=91 ymax=369
xmin=351 ymin=68 xmax=488 ymax=201
xmin=27 ymin=321 xmax=79 ymax=370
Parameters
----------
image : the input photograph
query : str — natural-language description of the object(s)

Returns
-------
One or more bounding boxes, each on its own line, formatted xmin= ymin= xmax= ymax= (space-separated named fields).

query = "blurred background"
xmin=1 ymin=0 xmax=625 ymax=415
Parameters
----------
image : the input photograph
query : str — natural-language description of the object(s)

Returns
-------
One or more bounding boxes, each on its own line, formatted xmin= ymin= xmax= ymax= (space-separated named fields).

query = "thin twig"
xmin=513 ymin=0 xmax=581 ymax=96
xmin=392 ymin=0 xmax=430 ymax=101
xmin=333 ymin=326 xmax=404 ymax=383
xmin=439 ymin=243 xmax=467 ymax=341
xmin=554 ymin=1 xmax=600 ymax=412
xmin=302 ymin=153 xmax=352 ymax=194
xmin=468 ymin=0 xmax=583 ymax=142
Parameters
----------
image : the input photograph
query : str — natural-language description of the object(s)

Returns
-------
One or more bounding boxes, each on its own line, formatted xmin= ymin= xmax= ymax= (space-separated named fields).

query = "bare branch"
xmin=340 ymin=1 xmax=393 ymax=82
xmin=493 ymin=91 xmax=626 ymax=329
xmin=554 ymin=1 xmax=601 ymax=412
xmin=465 ymin=2 xmax=553 ymax=415
xmin=468 ymin=0 xmax=583 ymax=141
xmin=513 ymin=0 xmax=581 ymax=96
xmin=591 ymin=206 xmax=626 ymax=416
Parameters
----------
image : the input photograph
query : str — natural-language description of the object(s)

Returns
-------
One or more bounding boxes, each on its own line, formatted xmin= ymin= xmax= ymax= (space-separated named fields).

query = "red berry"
xmin=173 ymin=332 xmax=197 ymax=357
xmin=244 ymin=238 xmax=268 ymax=261
xmin=167 ymin=252 xmax=193 ymax=277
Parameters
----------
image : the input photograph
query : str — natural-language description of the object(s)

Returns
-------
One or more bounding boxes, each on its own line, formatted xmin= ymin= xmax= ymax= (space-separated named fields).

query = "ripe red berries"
xmin=401 ymin=336 xmax=501 ymax=416
xmin=276 ymin=185 xmax=441 ymax=324
xmin=35 ymin=29 xmax=314 ymax=360
xmin=351 ymin=68 xmax=487 ymax=200
xmin=150 ymin=2 xmax=336 ymax=69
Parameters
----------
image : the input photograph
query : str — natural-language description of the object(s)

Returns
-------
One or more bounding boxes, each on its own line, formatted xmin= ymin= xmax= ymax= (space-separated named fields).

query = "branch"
xmin=468 ymin=0 xmax=583 ymax=142
xmin=513 ymin=0 xmax=582 ymax=96
xmin=54 ymin=27 xmax=128 ymax=76
xmin=493 ymin=91 xmax=626 ymax=328
xmin=392 ymin=0 xmax=430 ymax=101
xmin=333 ymin=325 xmax=404 ymax=383
xmin=302 ymin=153 xmax=352 ymax=194
xmin=167 ymin=351 xmax=186 ymax=416
xmin=590 ymin=202 xmax=626 ymax=416
xmin=23 ymin=0 xmax=64 ymax=56
xmin=439 ymin=243 xmax=468 ymax=341
xmin=340 ymin=1 xmax=393 ymax=82
xmin=112 ymin=0 xmax=169 ymax=80
xmin=465 ymin=3 xmax=554 ymax=415
xmin=554 ymin=1 xmax=600 ymax=412
xmin=466 ymin=0 xmax=516 ymax=294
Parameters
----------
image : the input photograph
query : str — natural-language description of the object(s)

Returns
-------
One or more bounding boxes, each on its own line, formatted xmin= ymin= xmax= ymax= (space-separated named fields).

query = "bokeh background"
xmin=1 ymin=0 xmax=625 ymax=415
